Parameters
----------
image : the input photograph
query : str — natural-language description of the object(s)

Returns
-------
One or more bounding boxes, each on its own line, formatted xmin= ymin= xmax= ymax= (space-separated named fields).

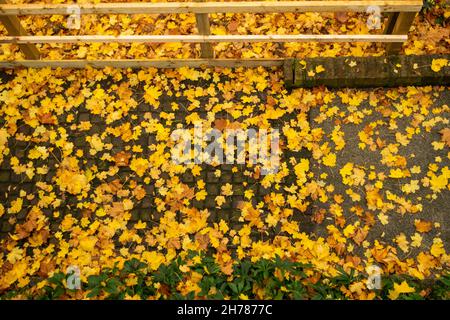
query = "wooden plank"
xmin=0 ymin=1 xmax=423 ymax=15
xmin=0 ymin=34 xmax=408 ymax=44
xmin=0 ymin=58 xmax=285 ymax=68
xmin=383 ymin=12 xmax=398 ymax=35
xmin=195 ymin=0 xmax=214 ymax=58
xmin=385 ymin=12 xmax=417 ymax=54
xmin=0 ymin=0 xmax=40 ymax=59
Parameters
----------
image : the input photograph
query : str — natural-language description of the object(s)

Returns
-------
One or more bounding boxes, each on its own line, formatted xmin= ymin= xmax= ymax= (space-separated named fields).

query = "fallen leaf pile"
xmin=0 ymin=0 xmax=448 ymax=60
xmin=0 ymin=0 xmax=448 ymax=300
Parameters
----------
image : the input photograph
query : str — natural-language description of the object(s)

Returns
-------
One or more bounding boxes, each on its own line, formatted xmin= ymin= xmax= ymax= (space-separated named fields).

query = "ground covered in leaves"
xmin=0 ymin=66 xmax=448 ymax=299
xmin=0 ymin=0 xmax=449 ymax=300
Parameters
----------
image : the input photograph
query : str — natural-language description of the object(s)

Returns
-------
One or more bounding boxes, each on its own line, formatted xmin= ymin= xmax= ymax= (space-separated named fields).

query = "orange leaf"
xmin=414 ymin=219 xmax=433 ymax=233
xmin=38 ymin=112 xmax=57 ymax=125
xmin=439 ymin=128 xmax=450 ymax=147
xmin=113 ymin=151 xmax=131 ymax=167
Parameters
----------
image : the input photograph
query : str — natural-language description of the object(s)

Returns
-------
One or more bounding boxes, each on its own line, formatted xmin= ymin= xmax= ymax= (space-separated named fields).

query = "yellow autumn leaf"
xmin=430 ymin=58 xmax=448 ymax=72
xmin=389 ymin=168 xmax=405 ymax=178
xmin=315 ymin=65 xmax=325 ymax=74
xmin=221 ymin=183 xmax=233 ymax=196
xmin=394 ymin=233 xmax=409 ymax=253
xmin=8 ymin=198 xmax=23 ymax=214
xmin=388 ymin=281 xmax=415 ymax=300
xmin=322 ymin=152 xmax=336 ymax=167
xmin=430 ymin=238 xmax=445 ymax=257
xmin=411 ymin=233 xmax=422 ymax=248
xmin=244 ymin=189 xmax=254 ymax=200
xmin=79 ymin=237 xmax=97 ymax=252
xmin=143 ymin=85 xmax=162 ymax=107
xmin=196 ymin=190 xmax=207 ymax=201
xmin=215 ymin=195 xmax=226 ymax=207
xmin=130 ymin=157 xmax=149 ymax=177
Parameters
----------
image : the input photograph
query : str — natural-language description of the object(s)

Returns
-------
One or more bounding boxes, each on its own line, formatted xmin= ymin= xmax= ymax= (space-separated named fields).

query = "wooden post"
xmin=385 ymin=12 xmax=416 ymax=54
xmin=383 ymin=12 xmax=398 ymax=35
xmin=0 ymin=0 xmax=40 ymax=59
xmin=195 ymin=0 xmax=214 ymax=58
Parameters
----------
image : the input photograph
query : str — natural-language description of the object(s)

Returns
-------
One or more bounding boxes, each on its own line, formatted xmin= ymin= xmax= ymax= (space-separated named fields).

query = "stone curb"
xmin=285 ymin=54 xmax=450 ymax=88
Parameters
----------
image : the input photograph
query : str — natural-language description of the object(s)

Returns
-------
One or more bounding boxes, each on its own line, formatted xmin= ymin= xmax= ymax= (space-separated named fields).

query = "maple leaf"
xmin=113 ymin=151 xmax=131 ymax=167
xmin=7 ymin=196 xmax=23 ymax=215
xmin=394 ymin=233 xmax=409 ymax=253
xmin=430 ymin=238 xmax=445 ymax=257
xmin=227 ymin=20 xmax=239 ymax=33
xmin=221 ymin=262 xmax=234 ymax=276
xmin=0 ymin=128 xmax=8 ymax=147
xmin=215 ymin=196 xmax=226 ymax=207
xmin=315 ymin=65 xmax=325 ymax=74
xmin=56 ymin=166 xmax=90 ymax=195
xmin=221 ymin=183 xmax=233 ymax=196
xmin=38 ymin=258 xmax=56 ymax=277
xmin=439 ymin=128 xmax=450 ymax=147
xmin=414 ymin=219 xmax=432 ymax=233
xmin=195 ymin=232 xmax=210 ymax=250
xmin=79 ymin=236 xmax=97 ymax=252
xmin=214 ymin=118 xmax=229 ymax=131
xmin=132 ymin=185 xmax=146 ymax=200
xmin=130 ymin=157 xmax=149 ymax=177
xmin=144 ymin=85 xmax=162 ymax=107
xmin=352 ymin=227 xmax=368 ymax=246
xmin=411 ymin=233 xmax=423 ymax=248
xmin=431 ymin=58 xmax=448 ymax=72
xmin=388 ymin=281 xmax=415 ymax=300
xmin=37 ymin=112 xmax=57 ymax=125
xmin=322 ymin=152 xmax=336 ymax=167
xmin=334 ymin=12 xmax=349 ymax=24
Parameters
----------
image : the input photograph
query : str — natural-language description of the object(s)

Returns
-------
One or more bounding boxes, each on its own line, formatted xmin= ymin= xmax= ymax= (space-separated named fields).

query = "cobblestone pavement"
xmin=0 ymin=69 xmax=448 ymax=263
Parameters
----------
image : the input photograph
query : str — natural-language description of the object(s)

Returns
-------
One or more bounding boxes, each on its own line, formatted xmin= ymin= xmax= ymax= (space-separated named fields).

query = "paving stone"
xmin=90 ymin=114 xmax=104 ymax=124
xmin=140 ymin=197 xmax=152 ymax=209
xmin=14 ymin=148 xmax=26 ymax=158
xmin=221 ymin=200 xmax=232 ymax=210
xmin=1 ymin=221 xmax=13 ymax=233
xmin=232 ymin=197 xmax=244 ymax=209
xmin=139 ymin=209 xmax=152 ymax=222
xmin=0 ymin=183 xmax=10 ymax=195
xmin=233 ymin=185 xmax=245 ymax=196
xmin=206 ymin=184 xmax=219 ymax=196
xmin=78 ymin=113 xmax=90 ymax=122
xmin=192 ymin=199 xmax=205 ymax=209
xmin=0 ymin=170 xmax=9 ymax=182
xmin=181 ymin=172 xmax=194 ymax=183
xmin=206 ymin=172 xmax=220 ymax=183
xmin=130 ymin=209 xmax=140 ymax=222
xmin=259 ymin=185 xmax=271 ymax=196
xmin=220 ymin=171 xmax=233 ymax=183
xmin=10 ymin=173 xmax=22 ymax=183
xmin=204 ymin=196 xmax=216 ymax=208
xmin=147 ymin=134 xmax=157 ymax=146
xmin=17 ymin=209 xmax=28 ymax=220
xmin=233 ymin=173 xmax=245 ymax=183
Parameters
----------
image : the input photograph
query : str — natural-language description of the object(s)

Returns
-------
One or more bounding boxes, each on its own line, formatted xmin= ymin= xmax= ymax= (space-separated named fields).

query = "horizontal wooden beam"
xmin=0 ymin=34 xmax=408 ymax=44
xmin=0 ymin=1 xmax=423 ymax=15
xmin=0 ymin=59 xmax=285 ymax=69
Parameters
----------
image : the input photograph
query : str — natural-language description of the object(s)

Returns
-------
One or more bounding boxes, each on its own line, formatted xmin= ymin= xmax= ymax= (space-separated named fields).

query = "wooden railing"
xmin=0 ymin=1 xmax=423 ymax=68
